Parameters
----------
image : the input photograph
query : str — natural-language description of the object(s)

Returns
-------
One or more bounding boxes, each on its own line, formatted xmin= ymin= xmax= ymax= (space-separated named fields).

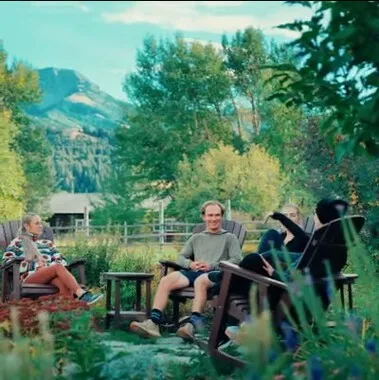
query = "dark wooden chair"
xmin=206 ymin=215 xmax=365 ymax=368
xmin=159 ymin=220 xmax=248 ymax=328
xmin=0 ymin=219 xmax=86 ymax=302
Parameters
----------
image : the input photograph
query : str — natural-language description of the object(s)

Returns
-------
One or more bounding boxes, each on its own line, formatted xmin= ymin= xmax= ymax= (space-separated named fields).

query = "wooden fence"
xmin=52 ymin=220 xmax=273 ymax=246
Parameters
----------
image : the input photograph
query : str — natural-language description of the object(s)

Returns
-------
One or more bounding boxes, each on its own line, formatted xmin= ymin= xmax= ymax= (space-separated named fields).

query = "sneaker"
xmin=176 ymin=322 xmax=195 ymax=341
xmin=225 ymin=325 xmax=240 ymax=343
xmin=79 ymin=292 xmax=104 ymax=305
xmin=225 ymin=322 xmax=248 ymax=345
xmin=130 ymin=319 xmax=161 ymax=338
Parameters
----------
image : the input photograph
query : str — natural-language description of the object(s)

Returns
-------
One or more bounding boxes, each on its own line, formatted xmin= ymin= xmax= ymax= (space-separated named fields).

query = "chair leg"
xmin=173 ymin=299 xmax=180 ymax=327
xmin=348 ymin=283 xmax=354 ymax=310
xmin=340 ymin=284 xmax=346 ymax=310
xmin=208 ymin=271 xmax=232 ymax=353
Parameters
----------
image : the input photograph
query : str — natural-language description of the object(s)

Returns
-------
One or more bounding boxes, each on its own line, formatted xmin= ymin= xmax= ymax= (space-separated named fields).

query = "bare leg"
xmin=153 ymin=271 xmax=190 ymax=311
xmin=192 ymin=274 xmax=215 ymax=313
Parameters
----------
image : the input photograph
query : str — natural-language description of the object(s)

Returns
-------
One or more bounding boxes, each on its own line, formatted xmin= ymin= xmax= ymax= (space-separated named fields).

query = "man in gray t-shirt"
xmin=130 ymin=200 xmax=242 ymax=340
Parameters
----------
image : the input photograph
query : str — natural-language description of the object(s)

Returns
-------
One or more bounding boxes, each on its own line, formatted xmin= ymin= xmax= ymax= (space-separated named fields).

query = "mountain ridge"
xmin=23 ymin=67 xmax=128 ymax=193
xmin=26 ymin=67 xmax=128 ymax=133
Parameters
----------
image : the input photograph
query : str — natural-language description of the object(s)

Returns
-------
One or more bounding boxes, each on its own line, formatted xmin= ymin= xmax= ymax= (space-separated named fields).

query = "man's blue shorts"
xmin=180 ymin=270 xmax=208 ymax=286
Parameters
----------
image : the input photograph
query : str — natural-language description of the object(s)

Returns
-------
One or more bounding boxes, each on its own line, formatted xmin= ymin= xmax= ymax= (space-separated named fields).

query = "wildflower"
xmin=365 ymin=338 xmax=376 ymax=355
xmin=350 ymin=364 xmax=362 ymax=379
xmin=268 ymin=349 xmax=279 ymax=363
xmin=288 ymin=281 xmax=302 ymax=298
xmin=308 ymin=356 xmax=324 ymax=380
xmin=346 ymin=313 xmax=363 ymax=338
xmin=325 ymin=277 xmax=334 ymax=303
xmin=280 ymin=321 xmax=299 ymax=353
xmin=304 ymin=271 xmax=313 ymax=286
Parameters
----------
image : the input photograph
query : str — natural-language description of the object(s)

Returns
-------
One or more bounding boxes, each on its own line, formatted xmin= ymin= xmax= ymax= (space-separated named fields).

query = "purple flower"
xmin=365 ymin=338 xmax=376 ymax=354
xmin=268 ymin=349 xmax=279 ymax=363
xmin=309 ymin=356 xmax=324 ymax=380
xmin=350 ymin=364 xmax=362 ymax=379
xmin=326 ymin=278 xmax=334 ymax=303
xmin=280 ymin=321 xmax=299 ymax=353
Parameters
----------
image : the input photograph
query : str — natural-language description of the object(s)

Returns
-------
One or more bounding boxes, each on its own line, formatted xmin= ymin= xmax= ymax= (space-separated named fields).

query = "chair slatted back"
xmin=303 ymin=215 xmax=316 ymax=235
xmin=296 ymin=215 xmax=365 ymax=277
xmin=192 ymin=220 xmax=247 ymax=248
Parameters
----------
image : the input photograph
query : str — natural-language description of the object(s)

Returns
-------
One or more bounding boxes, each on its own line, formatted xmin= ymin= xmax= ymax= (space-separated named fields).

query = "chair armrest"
xmin=159 ymin=260 xmax=186 ymax=277
xmin=1 ymin=257 xmax=24 ymax=271
xmin=219 ymin=261 xmax=288 ymax=290
xmin=159 ymin=260 xmax=185 ymax=271
xmin=67 ymin=259 xmax=86 ymax=270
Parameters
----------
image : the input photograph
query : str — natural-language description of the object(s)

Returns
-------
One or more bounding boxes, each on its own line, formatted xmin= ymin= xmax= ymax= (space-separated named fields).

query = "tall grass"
xmin=230 ymin=219 xmax=379 ymax=379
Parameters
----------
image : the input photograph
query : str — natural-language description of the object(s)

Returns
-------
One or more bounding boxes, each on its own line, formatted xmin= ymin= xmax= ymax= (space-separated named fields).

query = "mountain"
xmin=26 ymin=67 xmax=127 ymax=134
xmin=24 ymin=68 xmax=129 ymax=193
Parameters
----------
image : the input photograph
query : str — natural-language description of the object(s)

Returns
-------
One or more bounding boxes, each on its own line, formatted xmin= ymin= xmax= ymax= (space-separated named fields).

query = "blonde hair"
xmin=201 ymin=200 xmax=225 ymax=216
xmin=281 ymin=203 xmax=304 ymax=227
xmin=18 ymin=213 xmax=42 ymax=262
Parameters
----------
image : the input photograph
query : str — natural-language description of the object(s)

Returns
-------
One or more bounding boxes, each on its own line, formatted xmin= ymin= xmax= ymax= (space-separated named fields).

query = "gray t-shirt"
xmin=177 ymin=229 xmax=242 ymax=270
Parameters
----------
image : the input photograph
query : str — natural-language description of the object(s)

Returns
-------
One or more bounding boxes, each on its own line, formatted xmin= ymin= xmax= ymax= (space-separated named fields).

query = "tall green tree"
xmin=118 ymin=34 xmax=234 ymax=198
xmin=269 ymin=1 xmax=379 ymax=158
xmin=0 ymin=113 xmax=25 ymax=220
xmin=15 ymin=125 xmax=55 ymax=214
xmin=171 ymin=144 xmax=285 ymax=222
xmin=222 ymin=27 xmax=268 ymax=135
xmin=0 ymin=44 xmax=54 ymax=215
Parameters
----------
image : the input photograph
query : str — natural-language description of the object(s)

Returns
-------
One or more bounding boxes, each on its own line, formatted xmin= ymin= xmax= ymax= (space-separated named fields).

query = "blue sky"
xmin=0 ymin=1 xmax=313 ymax=101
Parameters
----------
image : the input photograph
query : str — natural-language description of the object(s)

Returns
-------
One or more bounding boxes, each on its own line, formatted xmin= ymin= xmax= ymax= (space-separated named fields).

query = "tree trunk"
xmin=230 ymin=90 xmax=243 ymax=137
xmin=248 ymin=90 xmax=261 ymax=135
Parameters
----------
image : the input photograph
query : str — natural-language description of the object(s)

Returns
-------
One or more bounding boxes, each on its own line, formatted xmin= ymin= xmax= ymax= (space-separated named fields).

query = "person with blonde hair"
xmin=257 ymin=203 xmax=306 ymax=255
xmin=2 ymin=213 xmax=103 ymax=305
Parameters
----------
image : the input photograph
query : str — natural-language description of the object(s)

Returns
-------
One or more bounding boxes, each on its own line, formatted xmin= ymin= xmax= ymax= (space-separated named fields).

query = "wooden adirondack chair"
xmin=0 ymin=220 xmax=86 ymax=302
xmin=159 ymin=220 xmax=248 ymax=328
xmin=206 ymin=215 xmax=365 ymax=368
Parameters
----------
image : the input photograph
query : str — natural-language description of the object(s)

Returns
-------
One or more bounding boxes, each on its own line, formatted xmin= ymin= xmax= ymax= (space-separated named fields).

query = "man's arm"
xmin=177 ymin=236 xmax=195 ymax=269
xmin=227 ymin=234 xmax=242 ymax=265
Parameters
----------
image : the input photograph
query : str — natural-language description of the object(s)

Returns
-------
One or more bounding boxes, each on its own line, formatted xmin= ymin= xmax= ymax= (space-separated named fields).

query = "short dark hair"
xmin=201 ymin=200 xmax=225 ymax=216
xmin=315 ymin=198 xmax=349 ymax=224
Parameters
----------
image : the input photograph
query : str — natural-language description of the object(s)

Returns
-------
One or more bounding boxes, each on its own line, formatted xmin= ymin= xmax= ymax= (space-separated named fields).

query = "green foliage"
xmin=270 ymin=1 xmax=379 ymax=157
xmin=229 ymin=232 xmax=379 ymax=379
xmin=15 ymin=124 xmax=55 ymax=215
xmin=0 ymin=114 xmax=25 ymax=220
xmin=60 ymin=235 xmax=119 ymax=288
xmin=0 ymin=45 xmax=54 ymax=216
xmin=0 ymin=47 xmax=41 ymax=125
xmin=119 ymin=34 xmax=234 ymax=198
xmin=0 ymin=311 xmax=55 ymax=380
xmin=222 ymin=27 xmax=268 ymax=135
xmin=91 ymin=163 xmax=146 ymax=225
xmin=171 ymin=144 xmax=284 ymax=221
xmin=54 ymin=311 xmax=107 ymax=379
xmin=46 ymin=128 xmax=113 ymax=193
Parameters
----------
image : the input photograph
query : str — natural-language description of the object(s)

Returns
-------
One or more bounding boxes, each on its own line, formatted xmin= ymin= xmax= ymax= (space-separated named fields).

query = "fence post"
xmin=226 ymin=199 xmax=232 ymax=220
xmin=84 ymin=206 xmax=90 ymax=237
xmin=159 ymin=200 xmax=165 ymax=245
xmin=124 ymin=222 xmax=128 ymax=245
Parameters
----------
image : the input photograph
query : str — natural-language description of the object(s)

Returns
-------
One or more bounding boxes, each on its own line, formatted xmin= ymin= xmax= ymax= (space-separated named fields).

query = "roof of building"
xmin=48 ymin=192 xmax=172 ymax=215
xmin=48 ymin=193 xmax=102 ymax=214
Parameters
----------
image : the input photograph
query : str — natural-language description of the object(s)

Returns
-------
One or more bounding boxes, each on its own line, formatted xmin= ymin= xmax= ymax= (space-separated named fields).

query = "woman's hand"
xmin=261 ymin=255 xmax=275 ymax=277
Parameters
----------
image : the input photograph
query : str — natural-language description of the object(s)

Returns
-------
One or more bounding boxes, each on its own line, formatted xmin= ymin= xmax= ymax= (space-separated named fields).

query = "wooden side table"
xmin=103 ymin=272 xmax=154 ymax=328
